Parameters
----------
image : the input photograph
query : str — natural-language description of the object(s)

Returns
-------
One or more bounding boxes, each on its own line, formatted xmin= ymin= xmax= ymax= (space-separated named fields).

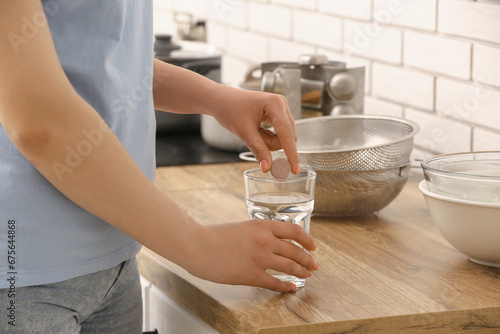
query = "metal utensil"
xmin=274 ymin=115 xmax=419 ymax=216
xmin=293 ymin=115 xmax=418 ymax=170
xmin=313 ymin=164 xmax=411 ymax=216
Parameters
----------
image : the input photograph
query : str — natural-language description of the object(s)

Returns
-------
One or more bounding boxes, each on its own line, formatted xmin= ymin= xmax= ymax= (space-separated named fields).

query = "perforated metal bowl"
xmin=312 ymin=164 xmax=411 ymax=216
xmin=280 ymin=115 xmax=419 ymax=216
xmin=295 ymin=115 xmax=418 ymax=170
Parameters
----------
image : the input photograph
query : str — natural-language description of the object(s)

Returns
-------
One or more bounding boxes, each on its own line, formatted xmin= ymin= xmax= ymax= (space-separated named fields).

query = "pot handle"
xmin=243 ymin=64 xmax=261 ymax=83
xmin=239 ymin=151 xmax=287 ymax=162
xmin=239 ymin=151 xmax=257 ymax=162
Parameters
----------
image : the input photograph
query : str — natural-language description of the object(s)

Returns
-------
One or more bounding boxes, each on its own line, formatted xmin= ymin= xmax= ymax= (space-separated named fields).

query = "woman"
xmin=0 ymin=1 xmax=317 ymax=332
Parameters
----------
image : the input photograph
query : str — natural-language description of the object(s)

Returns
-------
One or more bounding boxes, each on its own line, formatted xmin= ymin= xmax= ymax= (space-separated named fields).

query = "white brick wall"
xmin=209 ymin=1 xmax=247 ymax=28
xmin=272 ymin=0 xmax=315 ymax=10
xmin=439 ymin=0 xmax=500 ymax=44
xmin=436 ymin=78 xmax=500 ymax=130
xmin=374 ymin=0 xmax=437 ymax=31
xmin=473 ymin=43 xmax=500 ymax=88
xmin=403 ymin=31 xmax=471 ymax=79
xmin=153 ymin=0 xmax=500 ymax=158
xmin=172 ymin=0 xmax=208 ymax=18
xmin=405 ymin=108 xmax=472 ymax=153
xmin=364 ymin=96 xmax=404 ymax=117
xmin=248 ymin=3 xmax=291 ymax=38
xmin=269 ymin=38 xmax=315 ymax=62
xmin=318 ymin=0 xmax=372 ymax=20
xmin=226 ymin=28 xmax=267 ymax=63
xmin=293 ymin=10 xmax=342 ymax=50
xmin=372 ymin=63 xmax=434 ymax=110
xmin=474 ymin=128 xmax=500 ymax=151
xmin=344 ymin=21 xmax=402 ymax=64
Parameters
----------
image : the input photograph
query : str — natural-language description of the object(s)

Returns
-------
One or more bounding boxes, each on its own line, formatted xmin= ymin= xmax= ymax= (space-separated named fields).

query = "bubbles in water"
xmin=254 ymin=213 xmax=270 ymax=220
xmin=272 ymin=214 xmax=291 ymax=222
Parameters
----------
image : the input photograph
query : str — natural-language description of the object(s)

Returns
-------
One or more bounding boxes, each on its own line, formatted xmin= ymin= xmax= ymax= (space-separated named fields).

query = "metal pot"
xmin=200 ymin=114 xmax=247 ymax=152
xmin=261 ymin=54 xmax=365 ymax=116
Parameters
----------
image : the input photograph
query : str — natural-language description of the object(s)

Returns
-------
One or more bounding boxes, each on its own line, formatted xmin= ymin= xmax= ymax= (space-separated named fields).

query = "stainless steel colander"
xmin=273 ymin=115 xmax=419 ymax=216
xmin=312 ymin=164 xmax=411 ymax=216
xmin=294 ymin=115 xmax=418 ymax=170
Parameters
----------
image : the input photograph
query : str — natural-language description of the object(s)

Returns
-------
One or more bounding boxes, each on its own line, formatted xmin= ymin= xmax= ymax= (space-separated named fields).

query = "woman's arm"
xmin=152 ymin=59 xmax=300 ymax=174
xmin=0 ymin=1 xmax=316 ymax=292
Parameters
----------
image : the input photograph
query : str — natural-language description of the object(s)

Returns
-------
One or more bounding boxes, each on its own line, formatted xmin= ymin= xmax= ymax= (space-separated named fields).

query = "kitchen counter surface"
xmin=138 ymin=162 xmax=500 ymax=334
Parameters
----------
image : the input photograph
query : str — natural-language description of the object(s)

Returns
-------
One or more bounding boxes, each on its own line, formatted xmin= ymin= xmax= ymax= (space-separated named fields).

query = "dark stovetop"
xmin=155 ymin=131 xmax=244 ymax=167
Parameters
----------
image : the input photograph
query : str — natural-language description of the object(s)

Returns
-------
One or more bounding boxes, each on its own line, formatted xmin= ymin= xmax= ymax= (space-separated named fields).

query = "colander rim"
xmin=294 ymin=115 xmax=420 ymax=154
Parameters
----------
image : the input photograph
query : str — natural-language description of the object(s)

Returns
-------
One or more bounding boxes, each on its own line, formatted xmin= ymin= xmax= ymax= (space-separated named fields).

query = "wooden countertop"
xmin=137 ymin=162 xmax=500 ymax=334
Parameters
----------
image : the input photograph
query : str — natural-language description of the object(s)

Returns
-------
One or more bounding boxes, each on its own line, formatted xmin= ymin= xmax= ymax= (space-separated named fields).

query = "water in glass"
xmin=246 ymin=192 xmax=314 ymax=287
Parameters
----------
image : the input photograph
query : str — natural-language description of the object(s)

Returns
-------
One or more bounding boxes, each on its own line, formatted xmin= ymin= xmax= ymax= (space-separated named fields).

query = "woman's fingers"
xmin=258 ymin=128 xmax=283 ymax=152
xmin=272 ymin=238 xmax=316 ymax=273
xmin=259 ymin=221 xmax=318 ymax=283
xmin=262 ymin=95 xmax=300 ymax=174
xmin=258 ymin=272 xmax=298 ymax=293
xmin=270 ymin=220 xmax=316 ymax=252
xmin=244 ymin=130 xmax=275 ymax=173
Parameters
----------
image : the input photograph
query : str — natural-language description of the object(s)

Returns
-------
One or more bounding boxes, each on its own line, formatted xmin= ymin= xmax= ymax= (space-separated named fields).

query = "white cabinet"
xmin=140 ymin=276 xmax=219 ymax=334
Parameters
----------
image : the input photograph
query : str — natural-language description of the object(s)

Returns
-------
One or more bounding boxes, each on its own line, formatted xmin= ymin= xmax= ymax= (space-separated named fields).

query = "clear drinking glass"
xmin=243 ymin=168 xmax=316 ymax=288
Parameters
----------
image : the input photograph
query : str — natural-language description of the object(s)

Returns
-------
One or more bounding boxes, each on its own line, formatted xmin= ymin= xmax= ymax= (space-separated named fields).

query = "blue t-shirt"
xmin=0 ymin=0 xmax=155 ymax=288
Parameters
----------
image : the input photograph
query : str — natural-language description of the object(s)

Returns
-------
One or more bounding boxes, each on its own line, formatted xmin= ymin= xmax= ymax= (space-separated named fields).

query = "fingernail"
xmin=290 ymin=284 xmax=297 ymax=291
xmin=294 ymin=163 xmax=300 ymax=175
xmin=312 ymin=242 xmax=317 ymax=251
xmin=307 ymin=271 xmax=312 ymax=278
xmin=260 ymin=159 xmax=270 ymax=173
xmin=313 ymin=262 xmax=319 ymax=271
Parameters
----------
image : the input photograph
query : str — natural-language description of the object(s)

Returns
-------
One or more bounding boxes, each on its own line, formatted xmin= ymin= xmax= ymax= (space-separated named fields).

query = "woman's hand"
xmin=186 ymin=219 xmax=318 ymax=292
xmin=209 ymin=87 xmax=300 ymax=175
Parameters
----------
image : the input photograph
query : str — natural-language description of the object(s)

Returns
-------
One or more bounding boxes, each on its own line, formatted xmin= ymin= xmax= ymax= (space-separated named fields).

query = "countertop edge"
xmin=255 ymin=307 xmax=500 ymax=333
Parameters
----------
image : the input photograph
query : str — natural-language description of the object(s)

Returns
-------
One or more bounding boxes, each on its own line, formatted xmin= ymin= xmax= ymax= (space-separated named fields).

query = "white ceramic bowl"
xmin=419 ymin=180 xmax=500 ymax=267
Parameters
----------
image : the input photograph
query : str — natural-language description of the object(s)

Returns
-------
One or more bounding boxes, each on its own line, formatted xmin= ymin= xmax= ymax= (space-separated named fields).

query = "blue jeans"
xmin=0 ymin=257 xmax=142 ymax=333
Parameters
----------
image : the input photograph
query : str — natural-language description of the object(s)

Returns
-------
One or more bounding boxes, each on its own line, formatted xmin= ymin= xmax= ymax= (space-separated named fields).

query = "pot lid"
xmin=154 ymin=35 xmax=181 ymax=56
xmin=169 ymin=41 xmax=222 ymax=60
xmin=154 ymin=34 xmax=222 ymax=60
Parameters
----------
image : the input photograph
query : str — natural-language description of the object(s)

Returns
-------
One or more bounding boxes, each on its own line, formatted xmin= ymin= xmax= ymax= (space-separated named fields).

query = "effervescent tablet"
xmin=270 ymin=158 xmax=291 ymax=179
